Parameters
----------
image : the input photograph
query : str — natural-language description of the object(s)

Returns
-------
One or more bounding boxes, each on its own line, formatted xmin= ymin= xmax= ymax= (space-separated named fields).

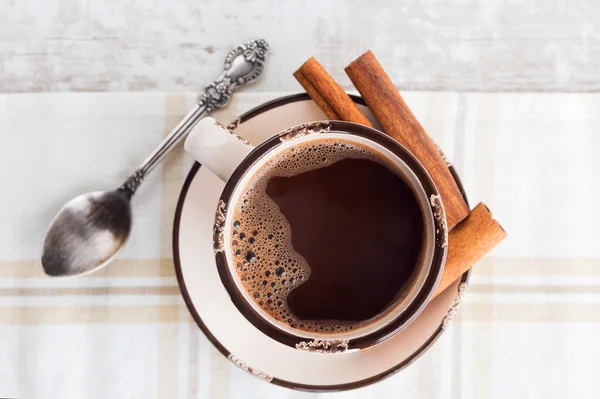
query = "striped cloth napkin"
xmin=0 ymin=92 xmax=598 ymax=398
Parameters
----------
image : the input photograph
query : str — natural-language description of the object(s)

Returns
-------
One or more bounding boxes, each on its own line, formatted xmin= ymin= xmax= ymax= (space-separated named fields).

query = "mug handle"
xmin=184 ymin=117 xmax=254 ymax=181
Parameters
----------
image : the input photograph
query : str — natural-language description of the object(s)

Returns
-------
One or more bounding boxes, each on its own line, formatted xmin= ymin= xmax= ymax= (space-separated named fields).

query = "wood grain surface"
xmin=1 ymin=0 xmax=598 ymax=92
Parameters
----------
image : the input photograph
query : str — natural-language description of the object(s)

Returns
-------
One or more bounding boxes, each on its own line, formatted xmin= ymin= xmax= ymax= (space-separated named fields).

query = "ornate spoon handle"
xmin=119 ymin=38 xmax=269 ymax=197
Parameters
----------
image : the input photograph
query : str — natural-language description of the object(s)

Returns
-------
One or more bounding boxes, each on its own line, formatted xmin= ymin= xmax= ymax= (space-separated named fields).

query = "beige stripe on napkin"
xmin=157 ymin=93 xmax=188 ymax=399
xmin=0 ymin=259 xmax=174 ymax=279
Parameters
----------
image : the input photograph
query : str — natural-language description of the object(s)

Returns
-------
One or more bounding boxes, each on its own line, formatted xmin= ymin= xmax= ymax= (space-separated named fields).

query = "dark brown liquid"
xmin=266 ymin=158 xmax=424 ymax=323
xmin=229 ymin=139 xmax=425 ymax=334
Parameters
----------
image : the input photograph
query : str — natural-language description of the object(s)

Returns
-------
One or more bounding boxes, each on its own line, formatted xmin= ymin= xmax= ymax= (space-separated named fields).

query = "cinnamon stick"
xmin=345 ymin=51 xmax=469 ymax=229
xmin=294 ymin=57 xmax=373 ymax=127
xmin=432 ymin=203 xmax=506 ymax=298
xmin=293 ymin=56 xmax=507 ymax=298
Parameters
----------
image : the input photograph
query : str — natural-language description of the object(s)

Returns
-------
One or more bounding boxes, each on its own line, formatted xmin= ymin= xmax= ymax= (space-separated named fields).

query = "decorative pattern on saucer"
xmin=430 ymin=194 xmax=449 ymax=248
xmin=441 ymin=282 xmax=468 ymax=329
xmin=228 ymin=354 xmax=273 ymax=382
xmin=213 ymin=200 xmax=227 ymax=253
xmin=295 ymin=339 xmax=349 ymax=354
xmin=279 ymin=121 xmax=331 ymax=142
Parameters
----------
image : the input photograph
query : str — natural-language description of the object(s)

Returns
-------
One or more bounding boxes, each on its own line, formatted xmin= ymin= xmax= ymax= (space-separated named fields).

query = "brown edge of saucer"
xmin=172 ymin=93 xmax=471 ymax=392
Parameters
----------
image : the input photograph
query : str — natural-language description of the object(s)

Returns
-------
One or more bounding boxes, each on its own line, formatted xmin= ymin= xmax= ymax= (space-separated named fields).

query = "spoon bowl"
xmin=42 ymin=190 xmax=132 ymax=277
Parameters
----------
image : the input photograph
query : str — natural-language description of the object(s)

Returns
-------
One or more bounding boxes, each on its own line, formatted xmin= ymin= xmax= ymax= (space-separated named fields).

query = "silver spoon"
xmin=41 ymin=38 xmax=269 ymax=277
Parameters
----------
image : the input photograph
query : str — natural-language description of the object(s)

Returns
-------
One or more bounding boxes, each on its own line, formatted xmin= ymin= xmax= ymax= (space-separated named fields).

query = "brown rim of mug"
xmin=214 ymin=120 xmax=447 ymax=351
xmin=173 ymin=93 xmax=471 ymax=392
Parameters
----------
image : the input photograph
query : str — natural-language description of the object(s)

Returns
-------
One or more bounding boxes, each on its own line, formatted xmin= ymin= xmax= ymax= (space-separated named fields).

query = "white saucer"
xmin=173 ymin=94 xmax=470 ymax=391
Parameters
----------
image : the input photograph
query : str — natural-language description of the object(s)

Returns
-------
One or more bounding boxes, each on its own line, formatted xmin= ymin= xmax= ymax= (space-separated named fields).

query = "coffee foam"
xmin=228 ymin=138 xmax=420 ymax=334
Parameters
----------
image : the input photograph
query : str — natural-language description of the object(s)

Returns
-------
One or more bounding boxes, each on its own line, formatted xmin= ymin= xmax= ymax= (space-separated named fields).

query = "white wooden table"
xmin=1 ymin=0 xmax=599 ymax=93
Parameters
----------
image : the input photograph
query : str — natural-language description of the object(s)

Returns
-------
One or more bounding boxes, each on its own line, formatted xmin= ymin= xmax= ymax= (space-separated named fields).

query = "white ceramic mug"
xmin=184 ymin=117 xmax=448 ymax=354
